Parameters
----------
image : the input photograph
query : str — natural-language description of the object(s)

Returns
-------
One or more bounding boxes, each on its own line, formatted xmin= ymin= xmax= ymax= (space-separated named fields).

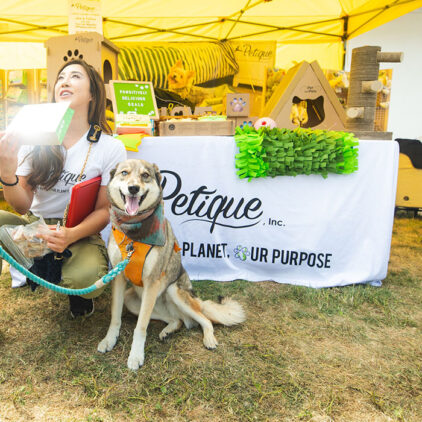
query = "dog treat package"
xmin=0 ymin=217 xmax=52 ymax=268
xmin=115 ymin=113 xmax=154 ymax=136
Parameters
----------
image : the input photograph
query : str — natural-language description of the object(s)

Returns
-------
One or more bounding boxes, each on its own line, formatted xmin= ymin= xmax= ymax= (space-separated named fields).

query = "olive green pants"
xmin=0 ymin=210 xmax=109 ymax=299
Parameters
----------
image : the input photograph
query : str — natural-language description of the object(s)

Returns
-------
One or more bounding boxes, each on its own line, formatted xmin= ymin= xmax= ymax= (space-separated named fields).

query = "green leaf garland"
xmin=234 ymin=126 xmax=359 ymax=180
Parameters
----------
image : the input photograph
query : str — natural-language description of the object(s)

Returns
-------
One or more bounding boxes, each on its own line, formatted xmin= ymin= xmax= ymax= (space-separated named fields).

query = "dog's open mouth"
xmin=121 ymin=191 xmax=148 ymax=216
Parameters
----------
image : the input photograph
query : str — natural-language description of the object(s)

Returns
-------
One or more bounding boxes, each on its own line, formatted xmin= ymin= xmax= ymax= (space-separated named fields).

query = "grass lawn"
xmin=0 ymin=213 xmax=421 ymax=421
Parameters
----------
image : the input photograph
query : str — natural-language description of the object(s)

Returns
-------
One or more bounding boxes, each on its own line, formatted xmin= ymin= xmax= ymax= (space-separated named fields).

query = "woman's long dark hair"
xmin=26 ymin=59 xmax=112 ymax=190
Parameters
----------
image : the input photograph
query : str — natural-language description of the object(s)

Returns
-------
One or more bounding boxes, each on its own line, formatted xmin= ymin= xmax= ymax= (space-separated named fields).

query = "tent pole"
xmin=347 ymin=7 xmax=389 ymax=39
xmin=342 ymin=16 xmax=349 ymax=70
xmin=224 ymin=0 xmax=253 ymax=40
xmin=105 ymin=18 xmax=219 ymax=41
xmin=0 ymin=18 xmax=67 ymax=36
xmin=226 ymin=18 xmax=342 ymax=39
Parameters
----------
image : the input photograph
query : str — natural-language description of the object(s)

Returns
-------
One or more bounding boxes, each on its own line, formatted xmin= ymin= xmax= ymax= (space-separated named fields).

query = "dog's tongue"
xmin=125 ymin=196 xmax=139 ymax=216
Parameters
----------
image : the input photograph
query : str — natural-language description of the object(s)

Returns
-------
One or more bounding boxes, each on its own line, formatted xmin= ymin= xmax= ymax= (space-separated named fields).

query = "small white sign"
xmin=68 ymin=0 xmax=102 ymax=35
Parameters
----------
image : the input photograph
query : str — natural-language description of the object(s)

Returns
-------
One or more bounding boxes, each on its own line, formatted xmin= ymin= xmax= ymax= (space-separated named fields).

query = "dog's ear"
xmin=171 ymin=59 xmax=183 ymax=71
xmin=152 ymin=163 xmax=162 ymax=186
xmin=109 ymin=165 xmax=118 ymax=181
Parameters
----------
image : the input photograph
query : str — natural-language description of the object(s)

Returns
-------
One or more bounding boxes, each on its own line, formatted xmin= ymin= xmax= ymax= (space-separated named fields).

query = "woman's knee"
xmin=0 ymin=210 xmax=27 ymax=227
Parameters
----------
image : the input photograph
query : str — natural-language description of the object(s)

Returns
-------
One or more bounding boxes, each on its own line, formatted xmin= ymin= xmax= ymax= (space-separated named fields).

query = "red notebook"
xmin=65 ymin=176 xmax=102 ymax=228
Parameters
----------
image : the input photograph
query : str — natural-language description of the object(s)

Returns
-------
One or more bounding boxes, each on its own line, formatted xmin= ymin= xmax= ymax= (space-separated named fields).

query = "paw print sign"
xmin=63 ymin=49 xmax=84 ymax=63
xmin=230 ymin=97 xmax=247 ymax=113
xmin=226 ymin=93 xmax=250 ymax=117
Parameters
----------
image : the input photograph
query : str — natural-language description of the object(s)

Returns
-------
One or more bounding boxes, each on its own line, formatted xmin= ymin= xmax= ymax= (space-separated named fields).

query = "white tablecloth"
xmin=125 ymin=136 xmax=398 ymax=288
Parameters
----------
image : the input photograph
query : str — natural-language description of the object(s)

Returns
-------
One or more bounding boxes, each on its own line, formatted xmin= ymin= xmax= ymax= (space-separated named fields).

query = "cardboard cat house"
xmin=45 ymin=32 xmax=120 ymax=100
xmin=263 ymin=61 xmax=347 ymax=131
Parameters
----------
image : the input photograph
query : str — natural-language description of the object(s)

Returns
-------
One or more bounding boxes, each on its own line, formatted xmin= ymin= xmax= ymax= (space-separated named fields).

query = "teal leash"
xmin=0 ymin=243 xmax=134 ymax=295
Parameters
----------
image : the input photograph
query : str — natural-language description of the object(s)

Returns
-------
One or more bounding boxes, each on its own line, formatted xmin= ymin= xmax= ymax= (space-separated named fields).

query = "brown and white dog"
xmin=98 ymin=159 xmax=246 ymax=370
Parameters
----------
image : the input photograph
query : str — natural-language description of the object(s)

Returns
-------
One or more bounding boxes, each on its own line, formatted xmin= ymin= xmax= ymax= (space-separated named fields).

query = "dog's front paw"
xmin=159 ymin=331 xmax=170 ymax=342
xmin=159 ymin=320 xmax=182 ymax=341
xmin=203 ymin=333 xmax=218 ymax=350
xmin=127 ymin=352 xmax=145 ymax=370
xmin=97 ymin=333 xmax=118 ymax=353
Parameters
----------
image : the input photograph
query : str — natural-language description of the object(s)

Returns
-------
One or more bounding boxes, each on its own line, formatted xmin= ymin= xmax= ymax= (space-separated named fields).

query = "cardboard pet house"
xmin=263 ymin=61 xmax=347 ymax=131
xmin=45 ymin=32 xmax=120 ymax=100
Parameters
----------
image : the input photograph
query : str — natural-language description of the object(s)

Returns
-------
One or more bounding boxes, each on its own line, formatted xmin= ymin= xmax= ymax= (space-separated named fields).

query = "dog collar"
xmin=110 ymin=202 xmax=166 ymax=246
xmin=110 ymin=206 xmax=155 ymax=225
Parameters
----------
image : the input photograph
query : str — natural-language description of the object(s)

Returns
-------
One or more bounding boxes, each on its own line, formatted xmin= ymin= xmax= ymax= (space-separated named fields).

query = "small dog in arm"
xmin=98 ymin=159 xmax=246 ymax=370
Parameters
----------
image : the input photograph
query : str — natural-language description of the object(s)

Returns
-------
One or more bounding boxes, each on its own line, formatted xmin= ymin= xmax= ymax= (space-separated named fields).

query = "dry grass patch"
xmin=0 ymin=215 xmax=421 ymax=421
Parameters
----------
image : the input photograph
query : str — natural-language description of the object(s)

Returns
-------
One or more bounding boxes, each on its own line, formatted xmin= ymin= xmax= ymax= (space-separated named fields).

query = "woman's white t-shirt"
xmin=16 ymin=132 xmax=127 ymax=218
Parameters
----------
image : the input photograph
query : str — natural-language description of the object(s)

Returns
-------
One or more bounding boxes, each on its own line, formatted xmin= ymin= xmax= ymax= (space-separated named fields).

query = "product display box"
xmin=230 ymin=116 xmax=259 ymax=129
xmin=226 ymin=93 xmax=250 ymax=117
xmin=159 ymin=120 xmax=235 ymax=136
xmin=6 ymin=102 xmax=74 ymax=145
xmin=263 ymin=60 xmax=347 ymax=131
xmin=45 ymin=32 xmax=120 ymax=99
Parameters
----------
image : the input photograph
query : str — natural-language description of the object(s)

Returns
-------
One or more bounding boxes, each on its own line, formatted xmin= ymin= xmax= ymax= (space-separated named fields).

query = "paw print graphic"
xmin=63 ymin=49 xmax=84 ymax=63
xmin=239 ymin=119 xmax=254 ymax=129
xmin=233 ymin=245 xmax=250 ymax=262
xmin=230 ymin=97 xmax=247 ymax=113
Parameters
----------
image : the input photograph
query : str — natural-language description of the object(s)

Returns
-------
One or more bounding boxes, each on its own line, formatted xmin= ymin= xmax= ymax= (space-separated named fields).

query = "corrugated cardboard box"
xmin=226 ymin=93 xmax=250 ymax=117
xmin=230 ymin=116 xmax=259 ymax=129
xmin=263 ymin=61 xmax=347 ymax=131
xmin=159 ymin=120 xmax=235 ymax=136
xmin=45 ymin=33 xmax=119 ymax=99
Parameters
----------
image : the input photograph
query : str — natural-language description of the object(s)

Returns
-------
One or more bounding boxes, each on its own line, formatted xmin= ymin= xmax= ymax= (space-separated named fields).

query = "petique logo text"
xmin=161 ymin=170 xmax=263 ymax=233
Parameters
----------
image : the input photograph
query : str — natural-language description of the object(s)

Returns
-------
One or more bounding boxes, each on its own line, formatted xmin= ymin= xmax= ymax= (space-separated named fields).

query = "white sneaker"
xmin=10 ymin=265 xmax=27 ymax=288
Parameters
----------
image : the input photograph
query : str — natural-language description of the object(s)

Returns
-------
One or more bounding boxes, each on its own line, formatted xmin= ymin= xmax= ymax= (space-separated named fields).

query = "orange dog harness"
xmin=112 ymin=226 xmax=152 ymax=287
xmin=112 ymin=226 xmax=182 ymax=287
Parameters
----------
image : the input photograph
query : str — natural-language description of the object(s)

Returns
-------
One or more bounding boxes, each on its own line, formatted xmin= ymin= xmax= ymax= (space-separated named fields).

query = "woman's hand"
xmin=37 ymin=225 xmax=76 ymax=253
xmin=0 ymin=132 xmax=34 ymax=214
xmin=0 ymin=131 xmax=21 ymax=179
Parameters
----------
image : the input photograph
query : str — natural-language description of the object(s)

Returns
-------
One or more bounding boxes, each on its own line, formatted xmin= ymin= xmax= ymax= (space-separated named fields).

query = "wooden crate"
xmin=158 ymin=120 xmax=234 ymax=136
